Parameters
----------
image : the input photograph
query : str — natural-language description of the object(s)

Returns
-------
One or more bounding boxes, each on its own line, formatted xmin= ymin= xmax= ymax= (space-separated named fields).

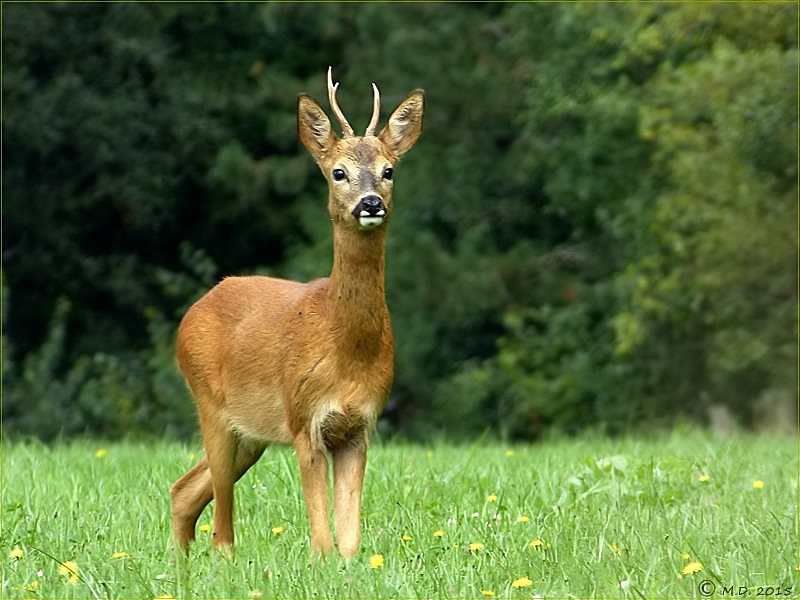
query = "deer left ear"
xmin=298 ymin=93 xmax=337 ymax=162
xmin=379 ymin=90 xmax=424 ymax=158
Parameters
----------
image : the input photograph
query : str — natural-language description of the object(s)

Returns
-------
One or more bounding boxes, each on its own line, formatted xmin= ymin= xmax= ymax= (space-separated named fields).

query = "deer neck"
xmin=325 ymin=225 xmax=388 ymax=355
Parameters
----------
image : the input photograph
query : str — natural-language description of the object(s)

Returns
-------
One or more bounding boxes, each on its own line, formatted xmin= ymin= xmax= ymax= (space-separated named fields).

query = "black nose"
xmin=352 ymin=195 xmax=386 ymax=218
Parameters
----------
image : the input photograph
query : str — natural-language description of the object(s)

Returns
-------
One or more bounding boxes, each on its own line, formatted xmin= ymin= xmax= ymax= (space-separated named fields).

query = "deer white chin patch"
xmin=358 ymin=216 xmax=384 ymax=228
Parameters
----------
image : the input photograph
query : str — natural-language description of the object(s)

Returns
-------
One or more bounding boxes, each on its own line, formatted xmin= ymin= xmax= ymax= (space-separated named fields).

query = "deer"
xmin=170 ymin=67 xmax=424 ymax=561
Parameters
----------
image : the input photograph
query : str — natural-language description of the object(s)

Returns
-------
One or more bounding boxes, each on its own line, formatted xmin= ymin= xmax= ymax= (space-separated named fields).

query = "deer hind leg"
xmin=294 ymin=431 xmax=334 ymax=560
xmin=171 ymin=456 xmax=213 ymax=552
xmin=332 ymin=441 xmax=367 ymax=559
xmin=171 ymin=438 xmax=267 ymax=554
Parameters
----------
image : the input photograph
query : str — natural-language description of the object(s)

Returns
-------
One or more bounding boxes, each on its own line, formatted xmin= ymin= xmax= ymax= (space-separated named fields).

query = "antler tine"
xmin=364 ymin=83 xmax=381 ymax=137
xmin=327 ymin=66 xmax=355 ymax=138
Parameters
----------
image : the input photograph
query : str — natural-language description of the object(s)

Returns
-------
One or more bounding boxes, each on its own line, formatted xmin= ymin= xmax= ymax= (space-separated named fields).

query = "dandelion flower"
xmin=25 ymin=580 xmax=39 ymax=592
xmin=482 ymin=590 xmax=495 ymax=596
xmin=529 ymin=539 xmax=544 ymax=549
xmin=698 ymin=475 xmax=710 ymax=482
xmin=511 ymin=577 xmax=533 ymax=588
xmin=95 ymin=448 xmax=107 ymax=459
xmin=271 ymin=527 xmax=283 ymax=535
xmin=505 ymin=450 xmax=515 ymax=457
xmin=154 ymin=595 xmax=175 ymax=599
xmin=111 ymin=551 xmax=129 ymax=559
xmin=9 ymin=547 xmax=23 ymax=560
xmin=469 ymin=542 xmax=484 ymax=551
xmin=199 ymin=524 xmax=211 ymax=532
xmin=682 ymin=561 xmax=703 ymax=575
xmin=487 ymin=494 xmax=498 ymax=502
xmin=433 ymin=530 xmax=444 ymax=538
xmin=681 ymin=552 xmax=690 ymax=560
xmin=401 ymin=534 xmax=412 ymax=542
xmin=516 ymin=515 xmax=530 ymax=523
xmin=369 ymin=554 xmax=384 ymax=569
xmin=59 ymin=560 xmax=80 ymax=584
xmin=752 ymin=480 xmax=764 ymax=489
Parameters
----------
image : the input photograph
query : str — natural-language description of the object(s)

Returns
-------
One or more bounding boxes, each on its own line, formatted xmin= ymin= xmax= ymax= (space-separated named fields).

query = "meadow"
xmin=2 ymin=430 xmax=797 ymax=599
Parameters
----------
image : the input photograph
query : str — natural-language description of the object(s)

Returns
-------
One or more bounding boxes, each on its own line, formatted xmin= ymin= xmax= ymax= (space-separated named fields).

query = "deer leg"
xmin=171 ymin=456 xmax=213 ymax=552
xmin=294 ymin=432 xmax=334 ymax=560
xmin=332 ymin=441 xmax=367 ymax=559
xmin=171 ymin=440 xmax=267 ymax=554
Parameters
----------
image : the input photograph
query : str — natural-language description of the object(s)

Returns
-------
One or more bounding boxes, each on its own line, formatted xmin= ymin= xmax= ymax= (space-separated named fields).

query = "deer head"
xmin=297 ymin=67 xmax=424 ymax=231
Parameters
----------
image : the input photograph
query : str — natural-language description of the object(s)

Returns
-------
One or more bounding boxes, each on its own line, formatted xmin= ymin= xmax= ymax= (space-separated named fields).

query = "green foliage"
xmin=2 ymin=3 xmax=796 ymax=440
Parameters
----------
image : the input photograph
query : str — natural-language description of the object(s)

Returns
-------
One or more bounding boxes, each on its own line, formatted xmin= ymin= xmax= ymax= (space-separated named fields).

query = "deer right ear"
xmin=298 ymin=93 xmax=337 ymax=162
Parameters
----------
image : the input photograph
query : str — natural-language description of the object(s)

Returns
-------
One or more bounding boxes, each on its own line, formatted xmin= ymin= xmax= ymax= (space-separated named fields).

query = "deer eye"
xmin=332 ymin=168 xmax=346 ymax=181
xmin=382 ymin=167 xmax=394 ymax=180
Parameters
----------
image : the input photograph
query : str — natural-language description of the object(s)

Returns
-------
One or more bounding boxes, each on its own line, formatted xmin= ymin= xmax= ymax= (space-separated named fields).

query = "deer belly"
xmin=225 ymin=391 xmax=294 ymax=445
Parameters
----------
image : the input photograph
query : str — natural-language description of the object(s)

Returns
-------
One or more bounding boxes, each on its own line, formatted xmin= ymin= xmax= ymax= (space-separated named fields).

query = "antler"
xmin=327 ymin=67 xmax=382 ymax=138
xmin=327 ymin=66 xmax=355 ymax=138
xmin=365 ymin=83 xmax=381 ymax=137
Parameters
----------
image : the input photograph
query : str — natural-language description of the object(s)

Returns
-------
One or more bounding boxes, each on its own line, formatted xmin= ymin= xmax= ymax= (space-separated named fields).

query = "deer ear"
xmin=298 ymin=93 xmax=337 ymax=161
xmin=379 ymin=90 xmax=424 ymax=158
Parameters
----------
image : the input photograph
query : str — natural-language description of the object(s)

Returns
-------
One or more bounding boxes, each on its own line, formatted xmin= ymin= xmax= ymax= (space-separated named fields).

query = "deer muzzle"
xmin=352 ymin=195 xmax=387 ymax=228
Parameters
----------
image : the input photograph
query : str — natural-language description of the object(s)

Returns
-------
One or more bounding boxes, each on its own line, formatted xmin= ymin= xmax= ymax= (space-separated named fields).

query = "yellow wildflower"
xmin=199 ymin=524 xmax=211 ymax=532
xmin=682 ymin=561 xmax=703 ymax=575
xmin=505 ymin=450 xmax=515 ymax=457
xmin=9 ymin=547 xmax=23 ymax=560
xmin=95 ymin=448 xmax=107 ymax=459
xmin=111 ymin=551 xmax=129 ymax=559
xmin=752 ymin=480 xmax=764 ymax=489
xmin=482 ymin=590 xmax=495 ymax=597
xmin=369 ymin=554 xmax=384 ymax=569
xmin=529 ymin=539 xmax=544 ymax=549
xmin=516 ymin=515 xmax=530 ymax=523
xmin=401 ymin=534 xmax=412 ymax=542
xmin=610 ymin=543 xmax=622 ymax=555
xmin=487 ymin=494 xmax=498 ymax=502
xmin=469 ymin=542 xmax=484 ymax=551
xmin=433 ymin=530 xmax=444 ymax=537
xmin=25 ymin=580 xmax=39 ymax=592
xmin=511 ymin=577 xmax=533 ymax=588
xmin=698 ymin=475 xmax=710 ymax=482
xmin=59 ymin=560 xmax=80 ymax=584
xmin=271 ymin=527 xmax=283 ymax=535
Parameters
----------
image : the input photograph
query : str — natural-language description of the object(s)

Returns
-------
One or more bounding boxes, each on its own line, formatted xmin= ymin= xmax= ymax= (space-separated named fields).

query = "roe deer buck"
xmin=170 ymin=67 xmax=424 ymax=560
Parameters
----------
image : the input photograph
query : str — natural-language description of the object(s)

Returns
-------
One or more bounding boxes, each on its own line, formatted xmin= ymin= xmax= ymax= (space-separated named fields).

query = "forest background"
xmin=2 ymin=2 xmax=797 ymax=442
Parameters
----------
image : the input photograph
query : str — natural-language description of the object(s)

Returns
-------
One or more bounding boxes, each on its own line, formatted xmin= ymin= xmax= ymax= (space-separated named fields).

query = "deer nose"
xmin=359 ymin=195 xmax=385 ymax=216
xmin=352 ymin=195 xmax=387 ymax=227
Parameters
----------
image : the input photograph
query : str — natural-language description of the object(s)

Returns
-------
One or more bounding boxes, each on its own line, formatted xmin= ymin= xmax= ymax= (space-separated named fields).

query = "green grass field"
xmin=2 ymin=431 xmax=798 ymax=599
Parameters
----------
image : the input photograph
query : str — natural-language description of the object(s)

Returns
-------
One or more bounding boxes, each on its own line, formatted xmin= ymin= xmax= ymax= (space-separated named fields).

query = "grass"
xmin=1 ymin=430 xmax=798 ymax=598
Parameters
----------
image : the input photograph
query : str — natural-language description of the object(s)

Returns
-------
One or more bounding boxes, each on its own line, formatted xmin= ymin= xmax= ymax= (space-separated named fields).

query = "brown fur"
xmin=170 ymin=73 xmax=424 ymax=560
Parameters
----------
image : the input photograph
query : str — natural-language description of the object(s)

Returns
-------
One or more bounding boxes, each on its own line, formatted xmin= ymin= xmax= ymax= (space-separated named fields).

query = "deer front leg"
xmin=333 ymin=441 xmax=367 ymax=559
xmin=295 ymin=432 xmax=334 ymax=560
